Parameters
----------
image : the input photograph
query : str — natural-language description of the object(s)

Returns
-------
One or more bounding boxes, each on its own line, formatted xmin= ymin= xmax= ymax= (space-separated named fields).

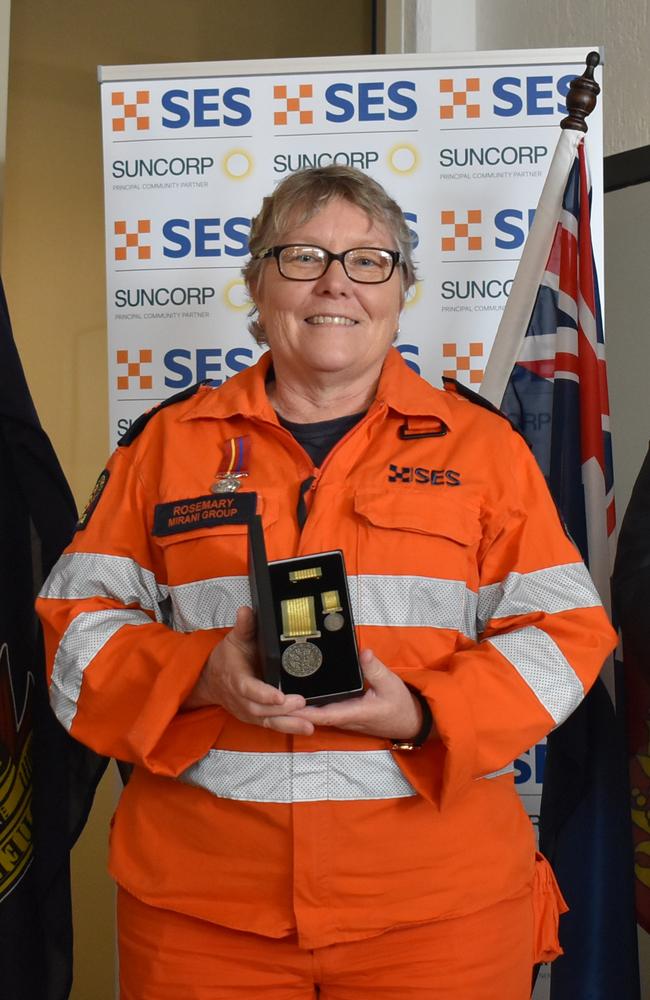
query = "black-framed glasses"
xmin=257 ymin=244 xmax=403 ymax=284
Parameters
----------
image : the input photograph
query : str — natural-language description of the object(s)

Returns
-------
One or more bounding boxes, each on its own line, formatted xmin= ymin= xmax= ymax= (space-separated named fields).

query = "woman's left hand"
xmin=292 ymin=649 xmax=434 ymax=742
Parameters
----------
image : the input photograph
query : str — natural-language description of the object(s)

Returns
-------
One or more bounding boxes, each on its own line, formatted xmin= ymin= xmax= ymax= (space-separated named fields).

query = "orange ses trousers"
xmin=118 ymin=883 xmax=560 ymax=1000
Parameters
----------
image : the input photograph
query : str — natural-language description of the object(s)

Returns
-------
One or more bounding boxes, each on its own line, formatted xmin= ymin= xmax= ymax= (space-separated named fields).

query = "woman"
xmin=38 ymin=166 xmax=616 ymax=999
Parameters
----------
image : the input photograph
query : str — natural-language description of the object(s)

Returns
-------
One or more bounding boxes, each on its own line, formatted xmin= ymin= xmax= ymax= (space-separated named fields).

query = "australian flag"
xmin=488 ymin=139 xmax=640 ymax=996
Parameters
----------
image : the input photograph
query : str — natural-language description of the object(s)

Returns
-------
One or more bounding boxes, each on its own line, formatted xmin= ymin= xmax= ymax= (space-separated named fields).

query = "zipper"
xmin=253 ymin=400 xmax=387 ymax=530
xmin=300 ymin=399 xmax=387 ymax=525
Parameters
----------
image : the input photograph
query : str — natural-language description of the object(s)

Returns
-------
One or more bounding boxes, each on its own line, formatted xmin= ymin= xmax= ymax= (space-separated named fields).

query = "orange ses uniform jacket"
xmin=37 ymin=348 xmax=616 ymax=950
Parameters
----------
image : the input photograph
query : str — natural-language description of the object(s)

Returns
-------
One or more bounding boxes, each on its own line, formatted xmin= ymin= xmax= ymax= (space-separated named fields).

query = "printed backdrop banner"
xmin=99 ymin=48 xmax=603 ymax=997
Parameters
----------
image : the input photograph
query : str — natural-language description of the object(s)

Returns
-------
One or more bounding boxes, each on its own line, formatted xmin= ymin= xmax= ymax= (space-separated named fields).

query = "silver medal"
xmin=282 ymin=641 xmax=323 ymax=678
xmin=323 ymin=611 xmax=345 ymax=632
xmin=211 ymin=475 xmax=241 ymax=494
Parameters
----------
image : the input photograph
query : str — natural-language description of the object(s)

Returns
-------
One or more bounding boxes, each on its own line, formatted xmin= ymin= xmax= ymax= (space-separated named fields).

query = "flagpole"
xmin=479 ymin=53 xmax=601 ymax=407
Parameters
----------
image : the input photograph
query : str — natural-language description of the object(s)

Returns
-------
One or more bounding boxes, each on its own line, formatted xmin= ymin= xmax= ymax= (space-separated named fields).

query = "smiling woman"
xmin=36 ymin=165 xmax=617 ymax=1000
xmin=243 ymin=166 xmax=415 ymax=421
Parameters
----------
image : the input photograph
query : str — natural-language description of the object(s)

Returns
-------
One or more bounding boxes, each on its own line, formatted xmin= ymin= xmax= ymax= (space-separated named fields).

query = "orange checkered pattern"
xmin=273 ymin=84 xmax=313 ymax=126
xmin=439 ymin=78 xmax=480 ymax=120
xmin=440 ymin=210 xmax=482 ymax=252
xmin=111 ymin=90 xmax=150 ymax=132
xmin=442 ymin=342 xmax=484 ymax=385
xmin=114 ymin=220 xmax=151 ymax=261
xmin=116 ymin=349 xmax=153 ymax=390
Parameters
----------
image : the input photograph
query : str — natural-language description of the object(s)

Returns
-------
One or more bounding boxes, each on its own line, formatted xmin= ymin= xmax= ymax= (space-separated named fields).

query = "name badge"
xmin=153 ymin=492 xmax=257 ymax=537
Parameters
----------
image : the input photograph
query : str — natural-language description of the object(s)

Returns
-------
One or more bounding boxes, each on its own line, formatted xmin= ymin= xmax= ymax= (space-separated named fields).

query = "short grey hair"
xmin=242 ymin=165 xmax=417 ymax=343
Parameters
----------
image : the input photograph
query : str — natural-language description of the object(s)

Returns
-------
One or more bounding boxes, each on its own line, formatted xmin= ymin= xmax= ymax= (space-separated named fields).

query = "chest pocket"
xmin=154 ymin=492 xmax=280 ymax=633
xmin=352 ymin=490 xmax=483 ymax=638
xmin=353 ymin=489 xmax=482 ymax=582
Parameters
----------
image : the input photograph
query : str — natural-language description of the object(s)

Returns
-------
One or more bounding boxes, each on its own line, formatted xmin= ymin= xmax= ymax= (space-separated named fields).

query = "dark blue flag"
xmin=0 ymin=277 xmax=108 ymax=998
xmin=497 ymin=141 xmax=640 ymax=997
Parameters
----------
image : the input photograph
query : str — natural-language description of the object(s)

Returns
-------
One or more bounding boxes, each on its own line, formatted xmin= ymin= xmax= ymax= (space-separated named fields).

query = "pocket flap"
xmin=354 ymin=490 xmax=481 ymax=545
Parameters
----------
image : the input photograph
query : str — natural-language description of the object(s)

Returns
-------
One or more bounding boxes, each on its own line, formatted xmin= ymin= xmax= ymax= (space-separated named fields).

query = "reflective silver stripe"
xmin=170 ymin=576 xmax=251 ymax=632
xmin=179 ymin=749 xmax=417 ymax=803
xmin=50 ymin=609 xmax=152 ymax=731
xmin=488 ymin=626 xmax=584 ymax=725
xmin=41 ymin=560 xmax=482 ymax=637
xmin=478 ymin=763 xmax=515 ymax=780
xmin=477 ymin=563 xmax=601 ymax=633
xmin=168 ymin=574 xmax=479 ymax=639
xmin=40 ymin=552 xmax=168 ymax=621
xmin=350 ymin=574 xmax=478 ymax=639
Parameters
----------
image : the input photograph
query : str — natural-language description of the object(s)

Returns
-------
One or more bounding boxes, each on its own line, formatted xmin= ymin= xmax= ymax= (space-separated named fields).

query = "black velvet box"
xmin=248 ymin=514 xmax=363 ymax=704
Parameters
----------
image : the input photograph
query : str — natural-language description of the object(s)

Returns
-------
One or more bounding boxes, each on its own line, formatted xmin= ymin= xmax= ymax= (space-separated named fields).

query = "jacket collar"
xmin=375 ymin=348 xmax=454 ymax=431
xmin=180 ymin=347 xmax=455 ymax=431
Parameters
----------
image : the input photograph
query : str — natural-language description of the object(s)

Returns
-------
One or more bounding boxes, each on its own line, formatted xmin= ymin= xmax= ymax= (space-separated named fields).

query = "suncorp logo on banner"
xmin=440 ymin=207 xmax=537 ymax=253
xmin=112 ymin=216 xmax=251 ymax=263
xmin=273 ymin=143 xmax=421 ymax=177
xmin=272 ymin=79 xmax=417 ymax=128
xmin=439 ymin=143 xmax=548 ymax=179
xmin=440 ymin=278 xmax=513 ymax=312
xmin=438 ymin=72 xmax=575 ymax=122
xmin=109 ymin=86 xmax=252 ymax=135
xmin=112 ymin=155 xmax=216 ymax=181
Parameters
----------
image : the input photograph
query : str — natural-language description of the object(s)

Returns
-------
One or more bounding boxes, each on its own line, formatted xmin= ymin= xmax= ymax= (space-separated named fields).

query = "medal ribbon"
xmin=217 ymin=436 xmax=250 ymax=477
xmin=321 ymin=590 xmax=342 ymax=613
xmin=281 ymin=596 xmax=320 ymax=639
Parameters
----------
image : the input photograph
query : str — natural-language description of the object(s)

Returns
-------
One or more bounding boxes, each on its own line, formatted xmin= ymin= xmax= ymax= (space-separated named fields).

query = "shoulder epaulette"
xmin=442 ymin=377 xmax=530 ymax=443
xmin=118 ymin=381 xmax=207 ymax=447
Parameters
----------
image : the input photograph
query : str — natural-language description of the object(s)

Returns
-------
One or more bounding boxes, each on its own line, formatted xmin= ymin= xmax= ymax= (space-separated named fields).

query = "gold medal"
xmin=280 ymin=596 xmax=322 ymax=677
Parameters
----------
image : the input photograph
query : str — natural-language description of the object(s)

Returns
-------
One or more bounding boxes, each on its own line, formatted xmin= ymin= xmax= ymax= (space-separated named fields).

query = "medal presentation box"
xmin=248 ymin=515 xmax=363 ymax=705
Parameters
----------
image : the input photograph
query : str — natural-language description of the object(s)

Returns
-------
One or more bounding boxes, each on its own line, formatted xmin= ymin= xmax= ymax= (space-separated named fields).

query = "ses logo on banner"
xmin=112 ymin=217 xmax=251 ymax=263
xmin=441 ymin=342 xmax=485 ymax=385
xmin=439 ymin=207 xmax=537 ymax=253
xmin=112 ymin=212 xmax=419 ymax=263
xmin=438 ymin=72 xmax=576 ymax=121
xmin=114 ymin=346 xmax=256 ymax=394
xmin=110 ymin=86 xmax=252 ymax=135
xmin=114 ymin=345 xmax=421 ymax=395
xmin=272 ymin=79 xmax=418 ymax=127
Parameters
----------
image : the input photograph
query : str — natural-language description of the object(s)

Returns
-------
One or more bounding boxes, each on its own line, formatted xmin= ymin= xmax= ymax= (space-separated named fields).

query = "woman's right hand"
xmin=182 ymin=606 xmax=314 ymax=735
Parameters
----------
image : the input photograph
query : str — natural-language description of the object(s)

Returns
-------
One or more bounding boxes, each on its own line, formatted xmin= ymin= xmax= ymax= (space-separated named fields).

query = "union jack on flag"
xmin=482 ymin=132 xmax=640 ymax=998
xmin=501 ymin=142 xmax=614 ymax=605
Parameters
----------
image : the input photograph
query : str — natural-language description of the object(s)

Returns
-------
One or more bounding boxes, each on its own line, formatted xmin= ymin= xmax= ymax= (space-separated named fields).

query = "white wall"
xmin=475 ymin=0 xmax=649 ymax=157
xmin=383 ymin=0 xmax=476 ymax=52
